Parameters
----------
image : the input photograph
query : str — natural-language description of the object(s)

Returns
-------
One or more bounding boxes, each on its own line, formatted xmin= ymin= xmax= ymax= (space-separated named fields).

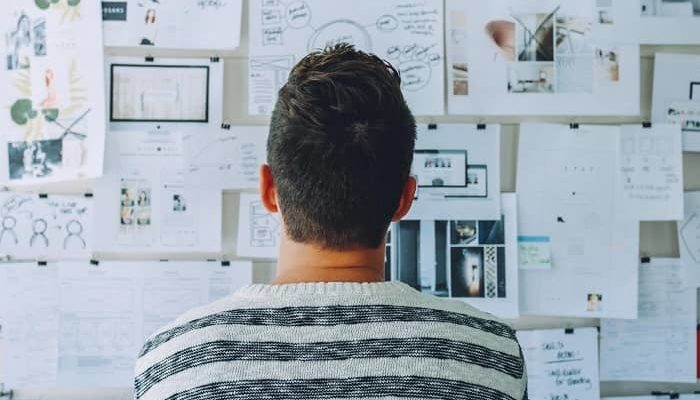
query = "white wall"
xmin=7 ymin=1 xmax=700 ymax=398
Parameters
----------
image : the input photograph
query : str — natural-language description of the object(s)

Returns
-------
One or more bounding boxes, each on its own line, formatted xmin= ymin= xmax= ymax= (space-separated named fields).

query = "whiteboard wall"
xmin=6 ymin=1 xmax=700 ymax=399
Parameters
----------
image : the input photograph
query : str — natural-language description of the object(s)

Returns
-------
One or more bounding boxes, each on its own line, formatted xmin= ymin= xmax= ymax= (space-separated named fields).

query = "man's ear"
xmin=391 ymin=176 xmax=416 ymax=222
xmin=259 ymin=164 xmax=279 ymax=213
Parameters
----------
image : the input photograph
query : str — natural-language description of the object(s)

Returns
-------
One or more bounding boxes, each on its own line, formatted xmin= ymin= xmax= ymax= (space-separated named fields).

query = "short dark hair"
xmin=268 ymin=43 xmax=416 ymax=250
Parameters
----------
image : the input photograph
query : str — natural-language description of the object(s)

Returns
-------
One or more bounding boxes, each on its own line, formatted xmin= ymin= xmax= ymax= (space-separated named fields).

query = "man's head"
xmin=260 ymin=43 xmax=417 ymax=250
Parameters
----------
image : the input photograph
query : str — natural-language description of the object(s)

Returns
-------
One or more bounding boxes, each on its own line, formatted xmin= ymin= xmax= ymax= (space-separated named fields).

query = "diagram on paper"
xmin=237 ymin=193 xmax=281 ymax=259
xmin=0 ymin=192 xmax=92 ymax=260
xmin=1 ymin=1 xmax=106 ymax=185
xmin=249 ymin=0 xmax=445 ymax=115
xmin=183 ymin=126 xmax=268 ymax=190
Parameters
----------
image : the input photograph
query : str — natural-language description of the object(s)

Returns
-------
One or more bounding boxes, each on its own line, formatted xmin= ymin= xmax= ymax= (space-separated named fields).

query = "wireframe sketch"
xmin=110 ymin=64 xmax=209 ymax=122
xmin=249 ymin=0 xmax=445 ymax=115
xmin=2 ymin=1 xmax=106 ymax=186
xmin=250 ymin=201 xmax=280 ymax=248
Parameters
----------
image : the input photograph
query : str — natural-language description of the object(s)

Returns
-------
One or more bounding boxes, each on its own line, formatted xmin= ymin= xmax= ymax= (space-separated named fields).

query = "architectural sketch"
xmin=102 ymin=0 xmax=243 ymax=50
xmin=183 ymin=126 xmax=268 ymax=190
xmin=0 ymin=192 xmax=92 ymax=260
xmin=446 ymin=0 xmax=640 ymax=115
xmin=0 ymin=1 xmax=106 ymax=186
xmin=249 ymin=0 xmax=445 ymax=115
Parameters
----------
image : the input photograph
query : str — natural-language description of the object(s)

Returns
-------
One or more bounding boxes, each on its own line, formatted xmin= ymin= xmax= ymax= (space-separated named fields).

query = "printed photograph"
xmin=413 ymin=150 xmax=468 ymax=187
xmin=597 ymin=0 xmax=614 ymax=24
xmin=450 ymin=247 xmax=484 ymax=298
xmin=8 ymin=139 xmax=63 ymax=180
xmin=172 ymin=194 xmax=187 ymax=212
xmin=450 ymin=220 xmax=477 ymax=245
xmin=464 ymin=165 xmax=489 ymax=198
xmin=452 ymin=63 xmax=469 ymax=95
xmin=641 ymin=0 xmax=700 ymax=16
xmin=507 ymin=62 xmax=555 ymax=93
xmin=513 ymin=12 xmax=555 ymax=62
xmin=484 ymin=20 xmax=515 ymax=62
xmin=5 ymin=13 xmax=46 ymax=71
xmin=478 ymin=217 xmax=505 ymax=245
xmin=595 ymin=48 xmax=620 ymax=84
xmin=587 ymin=293 xmax=603 ymax=312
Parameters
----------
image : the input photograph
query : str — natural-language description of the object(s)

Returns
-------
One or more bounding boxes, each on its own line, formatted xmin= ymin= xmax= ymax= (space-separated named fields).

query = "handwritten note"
xmin=618 ymin=124 xmax=684 ymax=221
xmin=517 ymin=328 xmax=600 ymax=400
xmin=600 ymin=258 xmax=697 ymax=383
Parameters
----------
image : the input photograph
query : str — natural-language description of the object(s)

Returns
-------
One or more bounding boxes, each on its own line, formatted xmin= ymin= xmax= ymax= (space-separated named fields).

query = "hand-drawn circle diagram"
xmin=307 ymin=19 xmax=372 ymax=52
xmin=285 ymin=0 xmax=312 ymax=29
xmin=376 ymin=15 xmax=399 ymax=32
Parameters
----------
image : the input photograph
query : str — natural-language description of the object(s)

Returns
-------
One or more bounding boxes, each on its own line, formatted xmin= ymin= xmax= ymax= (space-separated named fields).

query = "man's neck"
xmin=273 ymin=236 xmax=386 ymax=284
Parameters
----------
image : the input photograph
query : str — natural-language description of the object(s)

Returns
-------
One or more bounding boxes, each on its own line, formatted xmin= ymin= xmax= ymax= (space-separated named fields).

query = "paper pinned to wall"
xmin=93 ymin=130 xmax=223 ymax=255
xmin=679 ymin=192 xmax=700 ymax=286
xmin=0 ymin=260 xmax=253 ymax=388
xmin=0 ymin=1 xmax=107 ymax=186
xmin=106 ymin=57 xmax=224 ymax=130
xmin=248 ymin=0 xmax=445 ymax=116
xmin=405 ymin=124 xmax=501 ymax=221
xmin=183 ymin=126 xmax=268 ymax=190
xmin=445 ymin=0 xmax=640 ymax=116
xmin=237 ymin=193 xmax=281 ymax=259
xmin=392 ymin=194 xmax=519 ymax=319
xmin=0 ymin=262 xmax=59 ymax=388
xmin=652 ymin=53 xmax=700 ymax=152
xmin=600 ymin=258 xmax=697 ymax=383
xmin=102 ymin=0 xmax=243 ymax=50
xmin=619 ymin=0 xmax=700 ymax=44
xmin=518 ymin=124 xmax=639 ymax=319
xmin=617 ymin=124 xmax=684 ymax=221
xmin=0 ymin=192 xmax=93 ymax=261
xmin=517 ymin=328 xmax=600 ymax=400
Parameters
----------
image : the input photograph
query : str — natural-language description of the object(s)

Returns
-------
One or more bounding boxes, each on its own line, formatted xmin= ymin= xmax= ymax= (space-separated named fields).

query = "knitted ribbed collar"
xmin=235 ymin=281 xmax=417 ymax=298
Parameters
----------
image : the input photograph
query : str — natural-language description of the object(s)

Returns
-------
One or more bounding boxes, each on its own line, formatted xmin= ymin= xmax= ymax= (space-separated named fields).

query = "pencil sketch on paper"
xmin=0 ymin=192 xmax=92 ymax=258
xmin=250 ymin=200 xmax=280 ymax=249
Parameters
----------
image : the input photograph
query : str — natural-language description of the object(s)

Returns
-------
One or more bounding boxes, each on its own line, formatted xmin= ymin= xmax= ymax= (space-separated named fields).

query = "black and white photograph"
xmin=7 ymin=139 xmax=62 ymax=180
xmin=641 ymin=0 xmax=700 ymax=16
xmin=514 ymin=12 xmax=555 ymax=62
xmin=172 ymin=194 xmax=187 ymax=212
xmin=413 ymin=150 xmax=468 ymax=187
xmin=507 ymin=62 xmax=555 ymax=93
xmin=450 ymin=220 xmax=477 ymax=245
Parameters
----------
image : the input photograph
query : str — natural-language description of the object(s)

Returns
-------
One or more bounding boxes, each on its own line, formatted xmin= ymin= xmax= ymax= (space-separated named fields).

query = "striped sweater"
xmin=134 ymin=281 xmax=528 ymax=400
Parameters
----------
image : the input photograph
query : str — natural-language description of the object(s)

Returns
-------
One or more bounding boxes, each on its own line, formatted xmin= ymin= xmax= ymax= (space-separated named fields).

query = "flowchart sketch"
xmin=249 ymin=0 xmax=445 ymax=116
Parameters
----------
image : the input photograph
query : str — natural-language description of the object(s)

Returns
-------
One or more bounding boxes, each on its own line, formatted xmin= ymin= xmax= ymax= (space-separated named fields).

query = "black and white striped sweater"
xmin=134 ymin=281 xmax=528 ymax=400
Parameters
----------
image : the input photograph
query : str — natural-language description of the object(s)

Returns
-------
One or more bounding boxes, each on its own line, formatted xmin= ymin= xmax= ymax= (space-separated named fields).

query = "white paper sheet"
xmin=517 ymin=328 xmax=600 ymax=400
xmin=248 ymin=0 xmax=445 ymax=116
xmin=237 ymin=193 xmax=281 ymax=259
xmin=679 ymin=192 xmax=700 ymax=286
xmin=106 ymin=57 xmax=224 ymax=131
xmin=618 ymin=124 xmax=684 ymax=221
xmin=0 ymin=260 xmax=252 ymax=388
xmin=652 ymin=53 xmax=700 ymax=152
xmin=623 ymin=0 xmax=700 ymax=44
xmin=392 ymin=194 xmax=519 ymax=319
xmin=0 ymin=1 xmax=107 ymax=186
xmin=183 ymin=126 xmax=268 ymax=190
xmin=0 ymin=262 xmax=59 ymax=388
xmin=94 ymin=130 xmax=223 ymax=255
xmin=102 ymin=0 xmax=243 ymax=50
xmin=446 ymin=0 xmax=640 ymax=116
xmin=0 ymin=192 xmax=92 ymax=261
xmin=604 ymin=396 xmax=700 ymax=400
xmin=600 ymin=258 xmax=697 ymax=383
xmin=518 ymin=124 xmax=639 ymax=319
xmin=406 ymin=124 xmax=501 ymax=220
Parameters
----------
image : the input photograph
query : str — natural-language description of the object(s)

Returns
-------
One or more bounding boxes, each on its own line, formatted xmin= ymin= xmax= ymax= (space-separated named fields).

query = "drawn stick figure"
xmin=0 ymin=216 xmax=18 ymax=245
xmin=64 ymin=219 xmax=86 ymax=250
xmin=30 ymin=218 xmax=49 ymax=248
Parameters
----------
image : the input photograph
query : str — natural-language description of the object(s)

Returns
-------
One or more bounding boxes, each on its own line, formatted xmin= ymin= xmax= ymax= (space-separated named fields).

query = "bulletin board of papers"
xmin=0 ymin=0 xmax=698 ymax=399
